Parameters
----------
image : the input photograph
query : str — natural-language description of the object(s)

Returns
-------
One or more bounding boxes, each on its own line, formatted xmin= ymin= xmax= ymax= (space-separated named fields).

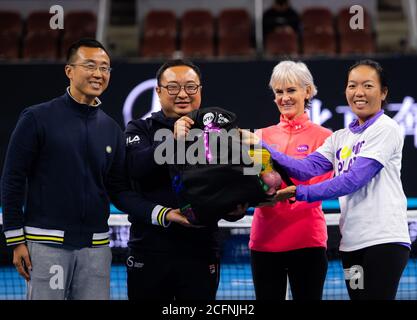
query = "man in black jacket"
xmin=1 ymin=38 xmax=154 ymax=300
xmin=125 ymin=59 xmax=246 ymax=300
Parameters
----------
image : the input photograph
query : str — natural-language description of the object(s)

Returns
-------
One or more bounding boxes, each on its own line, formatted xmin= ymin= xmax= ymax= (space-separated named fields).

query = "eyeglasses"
xmin=159 ymin=83 xmax=201 ymax=95
xmin=69 ymin=63 xmax=112 ymax=74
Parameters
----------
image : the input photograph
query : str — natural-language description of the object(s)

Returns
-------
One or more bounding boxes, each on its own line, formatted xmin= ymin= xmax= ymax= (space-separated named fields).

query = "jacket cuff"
xmin=151 ymin=205 xmax=172 ymax=228
xmin=295 ymin=184 xmax=308 ymax=201
xmin=4 ymin=228 xmax=26 ymax=246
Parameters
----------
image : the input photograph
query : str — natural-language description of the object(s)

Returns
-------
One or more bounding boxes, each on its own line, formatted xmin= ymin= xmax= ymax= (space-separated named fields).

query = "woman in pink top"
xmin=250 ymin=61 xmax=333 ymax=300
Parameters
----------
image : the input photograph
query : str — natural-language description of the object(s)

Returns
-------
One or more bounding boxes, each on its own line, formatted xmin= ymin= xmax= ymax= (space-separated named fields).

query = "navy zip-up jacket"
xmin=1 ymin=91 xmax=155 ymax=248
xmin=125 ymin=111 xmax=220 ymax=258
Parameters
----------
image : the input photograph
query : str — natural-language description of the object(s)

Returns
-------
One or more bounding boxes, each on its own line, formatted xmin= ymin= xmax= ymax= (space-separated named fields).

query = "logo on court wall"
xmin=344 ymin=265 xmax=364 ymax=290
xmin=122 ymin=79 xmax=161 ymax=127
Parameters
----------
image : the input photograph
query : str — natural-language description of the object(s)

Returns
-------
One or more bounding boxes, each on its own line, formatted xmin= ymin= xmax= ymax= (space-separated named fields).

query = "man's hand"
xmin=174 ymin=116 xmax=194 ymax=140
xmin=13 ymin=243 xmax=32 ymax=281
xmin=239 ymin=129 xmax=261 ymax=146
xmin=165 ymin=208 xmax=203 ymax=228
xmin=257 ymin=186 xmax=297 ymax=207
xmin=223 ymin=203 xmax=249 ymax=222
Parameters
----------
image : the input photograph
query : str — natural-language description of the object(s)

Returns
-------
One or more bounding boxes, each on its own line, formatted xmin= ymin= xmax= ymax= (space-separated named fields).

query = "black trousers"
xmin=126 ymin=249 xmax=220 ymax=300
xmin=341 ymin=243 xmax=409 ymax=300
xmin=250 ymin=247 xmax=328 ymax=300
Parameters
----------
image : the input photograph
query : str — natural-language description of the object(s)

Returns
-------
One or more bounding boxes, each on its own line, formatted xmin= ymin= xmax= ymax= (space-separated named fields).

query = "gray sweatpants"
xmin=26 ymin=242 xmax=112 ymax=300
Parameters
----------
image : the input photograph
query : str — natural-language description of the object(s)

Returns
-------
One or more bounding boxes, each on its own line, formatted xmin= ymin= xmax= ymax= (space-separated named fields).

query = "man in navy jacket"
xmin=1 ymin=38 xmax=153 ymax=300
xmin=125 ymin=59 xmax=246 ymax=300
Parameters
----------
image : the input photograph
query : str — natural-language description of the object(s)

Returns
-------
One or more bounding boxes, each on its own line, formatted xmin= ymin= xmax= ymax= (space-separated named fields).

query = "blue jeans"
xmin=26 ymin=242 xmax=111 ymax=300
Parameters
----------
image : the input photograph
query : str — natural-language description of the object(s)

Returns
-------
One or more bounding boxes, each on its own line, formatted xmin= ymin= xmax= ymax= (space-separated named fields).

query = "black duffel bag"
xmin=169 ymin=107 xmax=293 ymax=226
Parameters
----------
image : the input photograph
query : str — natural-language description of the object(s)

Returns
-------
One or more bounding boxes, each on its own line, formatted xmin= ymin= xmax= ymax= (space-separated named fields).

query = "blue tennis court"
xmin=1 ymin=210 xmax=417 ymax=299
xmin=217 ymin=259 xmax=417 ymax=300
xmin=1 ymin=259 xmax=417 ymax=300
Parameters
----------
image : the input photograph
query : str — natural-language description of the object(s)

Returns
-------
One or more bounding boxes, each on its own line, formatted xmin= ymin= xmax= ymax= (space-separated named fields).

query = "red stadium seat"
xmin=0 ymin=11 xmax=22 ymax=59
xmin=339 ymin=32 xmax=375 ymax=55
xmin=337 ymin=7 xmax=373 ymax=35
xmin=181 ymin=9 xmax=213 ymax=38
xmin=26 ymin=11 xmax=55 ymax=34
xmin=24 ymin=11 xmax=60 ymax=60
xmin=143 ymin=10 xmax=176 ymax=38
xmin=65 ymin=11 xmax=97 ymax=37
xmin=337 ymin=7 xmax=375 ymax=55
xmin=140 ymin=10 xmax=177 ymax=58
xmin=60 ymin=11 xmax=97 ymax=58
xmin=23 ymin=32 xmax=59 ymax=60
xmin=302 ymin=31 xmax=336 ymax=56
xmin=181 ymin=34 xmax=214 ymax=58
xmin=0 ymin=11 xmax=22 ymax=36
xmin=218 ymin=8 xmax=253 ymax=57
xmin=141 ymin=34 xmax=176 ymax=58
xmin=300 ymin=7 xmax=336 ymax=56
xmin=0 ymin=33 xmax=20 ymax=59
xmin=264 ymin=27 xmax=299 ymax=57
xmin=301 ymin=7 xmax=334 ymax=35
xmin=180 ymin=9 xmax=214 ymax=58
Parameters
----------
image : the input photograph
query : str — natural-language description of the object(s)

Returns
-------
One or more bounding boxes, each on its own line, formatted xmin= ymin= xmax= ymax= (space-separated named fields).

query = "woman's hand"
xmin=257 ymin=186 xmax=297 ymax=207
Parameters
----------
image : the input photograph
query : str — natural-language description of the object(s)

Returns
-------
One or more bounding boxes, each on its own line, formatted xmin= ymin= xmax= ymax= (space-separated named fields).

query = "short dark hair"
xmin=66 ymin=38 xmax=110 ymax=63
xmin=347 ymin=59 xmax=388 ymax=106
xmin=156 ymin=59 xmax=202 ymax=86
xmin=347 ymin=59 xmax=388 ymax=89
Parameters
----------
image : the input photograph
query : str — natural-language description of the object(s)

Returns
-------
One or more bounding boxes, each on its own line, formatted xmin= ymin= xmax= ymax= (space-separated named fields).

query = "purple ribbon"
xmin=203 ymin=123 xmax=221 ymax=162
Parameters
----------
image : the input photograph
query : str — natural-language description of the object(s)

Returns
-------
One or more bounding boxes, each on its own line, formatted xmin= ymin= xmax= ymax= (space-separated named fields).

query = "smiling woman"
xmin=345 ymin=60 xmax=388 ymax=125
xmin=269 ymin=60 xmax=317 ymax=119
xmin=256 ymin=59 xmax=411 ymax=300
xmin=249 ymin=60 xmax=333 ymax=301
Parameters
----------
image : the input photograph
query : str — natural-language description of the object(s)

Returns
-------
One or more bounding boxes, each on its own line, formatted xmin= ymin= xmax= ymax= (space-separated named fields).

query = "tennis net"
xmin=1 ymin=211 xmax=417 ymax=300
